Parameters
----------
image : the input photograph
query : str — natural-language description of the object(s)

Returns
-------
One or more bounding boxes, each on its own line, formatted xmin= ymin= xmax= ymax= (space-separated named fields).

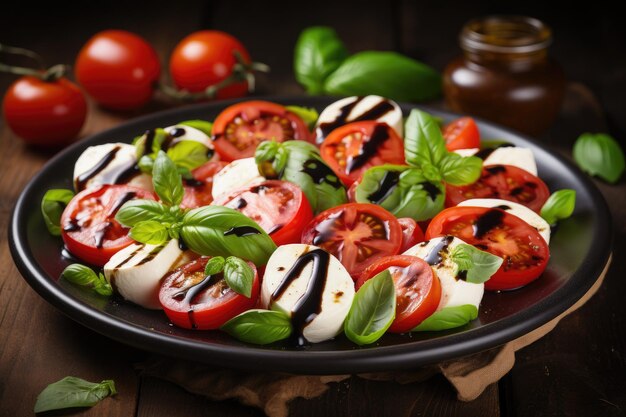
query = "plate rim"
xmin=8 ymin=95 xmax=613 ymax=374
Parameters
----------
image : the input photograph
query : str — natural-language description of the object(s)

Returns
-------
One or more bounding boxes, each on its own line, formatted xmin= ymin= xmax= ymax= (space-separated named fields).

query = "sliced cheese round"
xmin=458 ymin=198 xmax=551 ymax=244
xmin=211 ymin=157 xmax=265 ymax=199
xmin=261 ymin=244 xmax=355 ymax=343
xmin=164 ymin=124 xmax=214 ymax=149
xmin=453 ymin=146 xmax=538 ymax=176
xmin=315 ymin=95 xmax=404 ymax=141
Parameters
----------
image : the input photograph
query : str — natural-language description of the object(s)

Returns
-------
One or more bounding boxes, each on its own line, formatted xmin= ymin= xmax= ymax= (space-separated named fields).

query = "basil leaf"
xmin=129 ymin=220 xmax=169 ymax=245
xmin=573 ymin=133 xmax=625 ymax=183
xmin=412 ymin=305 xmax=478 ymax=332
xmin=180 ymin=206 xmax=277 ymax=266
xmin=255 ymin=141 xmax=347 ymax=213
xmin=404 ymin=108 xmax=447 ymax=169
xmin=221 ymin=309 xmax=292 ymax=344
xmin=61 ymin=264 xmax=112 ymax=297
xmin=438 ymin=153 xmax=483 ymax=186
xmin=138 ymin=155 xmax=154 ymax=174
xmin=355 ymin=165 xmax=444 ymax=221
xmin=152 ymin=151 xmax=184 ymax=206
xmin=41 ymin=189 xmax=74 ymax=236
xmin=285 ymin=105 xmax=319 ymax=129
xmin=294 ymin=26 xmax=348 ymax=95
xmin=344 ymin=270 xmax=396 ymax=345
xmin=34 ymin=376 xmax=116 ymax=413
xmin=449 ymin=243 xmax=503 ymax=284
xmin=115 ymin=199 xmax=167 ymax=227
xmin=540 ymin=189 xmax=577 ymax=225
xmin=204 ymin=256 xmax=225 ymax=276
xmin=224 ymin=256 xmax=254 ymax=297
xmin=167 ymin=140 xmax=210 ymax=170
xmin=323 ymin=51 xmax=441 ymax=102
xmin=178 ymin=119 xmax=213 ymax=136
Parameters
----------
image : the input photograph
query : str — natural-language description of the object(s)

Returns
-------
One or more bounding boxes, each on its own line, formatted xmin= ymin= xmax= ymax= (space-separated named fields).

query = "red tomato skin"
xmin=211 ymin=100 xmax=311 ymax=161
xmin=159 ymin=258 xmax=260 ymax=330
xmin=425 ymin=206 xmax=550 ymax=291
xmin=320 ymin=121 xmax=406 ymax=187
xmin=180 ymin=161 xmax=229 ymax=209
xmin=443 ymin=117 xmax=480 ymax=151
xmin=2 ymin=76 xmax=86 ymax=146
xmin=60 ymin=185 xmax=156 ymax=266
xmin=397 ymin=218 xmax=425 ymax=252
xmin=445 ymin=165 xmax=550 ymax=213
xmin=75 ymin=30 xmax=160 ymax=110
xmin=357 ymin=255 xmax=441 ymax=333
xmin=169 ymin=30 xmax=250 ymax=99
xmin=213 ymin=180 xmax=313 ymax=246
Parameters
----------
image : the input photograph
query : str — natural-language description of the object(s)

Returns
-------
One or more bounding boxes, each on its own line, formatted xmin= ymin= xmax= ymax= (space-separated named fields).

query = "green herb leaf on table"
xmin=224 ymin=256 xmax=255 ymax=297
xmin=540 ymin=189 xmax=576 ymax=225
xmin=61 ymin=264 xmax=112 ymax=296
xmin=152 ymin=151 xmax=184 ymax=206
xmin=129 ymin=220 xmax=169 ymax=245
xmin=344 ymin=270 xmax=396 ymax=346
xmin=285 ymin=105 xmax=319 ymax=129
xmin=115 ymin=199 xmax=167 ymax=227
xmin=449 ymin=243 xmax=503 ymax=284
xmin=41 ymin=189 xmax=74 ymax=236
xmin=294 ymin=26 xmax=349 ymax=95
xmin=323 ymin=51 xmax=441 ymax=102
xmin=573 ymin=133 xmax=625 ymax=183
xmin=178 ymin=119 xmax=213 ymax=136
xmin=204 ymin=256 xmax=225 ymax=276
xmin=221 ymin=309 xmax=292 ymax=344
xmin=438 ymin=153 xmax=483 ymax=186
xmin=167 ymin=140 xmax=210 ymax=170
xmin=34 ymin=376 xmax=116 ymax=413
xmin=412 ymin=305 xmax=478 ymax=332
xmin=180 ymin=206 xmax=277 ymax=266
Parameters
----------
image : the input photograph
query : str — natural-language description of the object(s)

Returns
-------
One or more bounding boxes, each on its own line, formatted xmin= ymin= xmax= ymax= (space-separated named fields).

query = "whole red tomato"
xmin=75 ymin=30 xmax=160 ymax=110
xmin=2 ymin=76 xmax=87 ymax=146
xmin=169 ymin=30 xmax=251 ymax=99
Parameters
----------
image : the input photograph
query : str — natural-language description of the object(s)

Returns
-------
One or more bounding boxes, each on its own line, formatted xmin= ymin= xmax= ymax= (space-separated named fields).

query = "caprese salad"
xmin=41 ymin=95 xmax=576 ymax=347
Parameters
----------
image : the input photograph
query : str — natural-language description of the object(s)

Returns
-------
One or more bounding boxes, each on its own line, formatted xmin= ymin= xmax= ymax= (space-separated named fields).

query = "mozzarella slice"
xmin=73 ymin=143 xmax=152 ymax=191
xmin=403 ymin=236 xmax=486 ymax=311
xmin=458 ymin=198 xmax=551 ymax=244
xmin=453 ymin=148 xmax=479 ymax=157
xmin=453 ymin=146 xmax=538 ymax=176
xmin=315 ymin=95 xmax=404 ymax=140
xmin=261 ymin=244 xmax=355 ymax=343
xmin=104 ymin=239 xmax=191 ymax=309
xmin=211 ymin=157 xmax=265 ymax=199
xmin=164 ymin=124 xmax=214 ymax=149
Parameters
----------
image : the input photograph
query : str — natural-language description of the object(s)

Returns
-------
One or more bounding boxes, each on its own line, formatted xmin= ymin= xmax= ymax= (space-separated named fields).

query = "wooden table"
xmin=2 ymin=2 xmax=625 ymax=416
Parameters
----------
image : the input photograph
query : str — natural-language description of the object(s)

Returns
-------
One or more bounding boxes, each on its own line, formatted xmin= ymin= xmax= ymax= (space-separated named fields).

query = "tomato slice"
xmin=442 ymin=117 xmax=480 ymax=151
xmin=356 ymin=255 xmax=441 ymax=333
xmin=159 ymin=257 xmax=259 ymax=330
xmin=60 ymin=185 xmax=156 ymax=266
xmin=211 ymin=100 xmax=311 ymax=161
xmin=320 ymin=121 xmax=405 ymax=187
xmin=445 ymin=164 xmax=550 ymax=213
xmin=425 ymin=206 xmax=550 ymax=290
xmin=397 ymin=217 xmax=425 ymax=252
xmin=213 ymin=180 xmax=313 ymax=246
xmin=180 ymin=160 xmax=228 ymax=209
xmin=301 ymin=203 xmax=403 ymax=278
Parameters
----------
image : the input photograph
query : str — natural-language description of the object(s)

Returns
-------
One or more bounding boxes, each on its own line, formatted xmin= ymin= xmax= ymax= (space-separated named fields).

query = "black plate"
xmin=9 ymin=96 xmax=612 ymax=374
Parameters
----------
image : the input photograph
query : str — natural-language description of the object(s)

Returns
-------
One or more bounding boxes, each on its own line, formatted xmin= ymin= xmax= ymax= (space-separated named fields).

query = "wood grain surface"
xmin=1 ymin=1 xmax=625 ymax=416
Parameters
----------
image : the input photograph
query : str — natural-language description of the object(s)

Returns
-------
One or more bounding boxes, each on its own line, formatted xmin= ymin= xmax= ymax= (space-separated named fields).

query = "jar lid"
xmin=461 ymin=15 xmax=552 ymax=54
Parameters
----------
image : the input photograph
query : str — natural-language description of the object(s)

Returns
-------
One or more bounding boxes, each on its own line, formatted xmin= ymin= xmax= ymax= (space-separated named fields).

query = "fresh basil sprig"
xmin=221 ymin=309 xmax=292 ymax=344
xmin=152 ymin=150 xmax=184 ymax=206
xmin=255 ymin=141 xmax=347 ymax=213
xmin=573 ymin=133 xmax=625 ymax=183
xmin=61 ymin=264 xmax=112 ymax=296
xmin=294 ymin=26 xmax=349 ymax=95
xmin=202 ymin=256 xmax=255 ymax=297
xmin=354 ymin=165 xmax=444 ymax=221
xmin=540 ymin=189 xmax=576 ymax=225
xmin=344 ymin=270 xmax=396 ymax=345
xmin=34 ymin=376 xmax=116 ymax=413
xmin=449 ymin=243 xmax=503 ymax=284
xmin=285 ymin=105 xmax=319 ymax=129
xmin=41 ymin=189 xmax=74 ymax=236
xmin=135 ymin=127 xmax=211 ymax=174
xmin=324 ymin=51 xmax=441 ymax=103
xmin=412 ymin=305 xmax=478 ymax=332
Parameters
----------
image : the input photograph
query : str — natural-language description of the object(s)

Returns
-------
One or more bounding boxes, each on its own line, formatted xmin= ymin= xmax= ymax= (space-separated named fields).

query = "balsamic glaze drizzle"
xmin=301 ymin=159 xmax=343 ymax=189
xmin=473 ymin=209 xmax=505 ymax=239
xmin=75 ymin=146 xmax=121 ymax=191
xmin=346 ymin=124 xmax=390 ymax=173
xmin=223 ymin=226 xmax=261 ymax=237
xmin=368 ymin=170 xmax=400 ymax=204
xmin=423 ymin=236 xmax=454 ymax=265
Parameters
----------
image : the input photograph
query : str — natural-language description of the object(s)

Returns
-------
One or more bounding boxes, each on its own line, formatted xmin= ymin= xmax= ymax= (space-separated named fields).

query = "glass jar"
xmin=443 ymin=16 xmax=565 ymax=136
